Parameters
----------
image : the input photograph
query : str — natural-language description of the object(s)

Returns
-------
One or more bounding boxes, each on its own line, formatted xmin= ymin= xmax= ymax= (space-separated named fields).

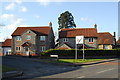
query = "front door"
xmin=24 ymin=47 xmax=29 ymax=56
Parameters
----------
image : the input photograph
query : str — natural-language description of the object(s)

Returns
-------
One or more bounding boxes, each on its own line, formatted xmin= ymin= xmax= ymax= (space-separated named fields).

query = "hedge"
xmin=41 ymin=49 xmax=120 ymax=57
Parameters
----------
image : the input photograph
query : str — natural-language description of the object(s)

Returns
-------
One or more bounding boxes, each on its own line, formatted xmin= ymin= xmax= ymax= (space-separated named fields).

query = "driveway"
xmin=2 ymin=56 xmax=80 ymax=79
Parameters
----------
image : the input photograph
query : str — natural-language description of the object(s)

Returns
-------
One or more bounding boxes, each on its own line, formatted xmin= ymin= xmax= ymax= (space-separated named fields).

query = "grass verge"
xmin=59 ymin=59 xmax=106 ymax=63
xmin=2 ymin=65 xmax=17 ymax=72
xmin=36 ymin=59 xmax=107 ymax=63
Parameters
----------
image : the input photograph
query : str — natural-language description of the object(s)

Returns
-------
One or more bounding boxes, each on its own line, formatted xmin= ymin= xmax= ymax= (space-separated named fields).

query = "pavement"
xmin=2 ymin=56 xmax=118 ymax=79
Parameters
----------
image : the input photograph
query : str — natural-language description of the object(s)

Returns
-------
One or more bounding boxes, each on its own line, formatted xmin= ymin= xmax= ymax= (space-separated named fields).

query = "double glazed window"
xmin=16 ymin=36 xmax=21 ymax=41
xmin=89 ymin=38 xmax=94 ymax=42
xmin=26 ymin=35 xmax=31 ymax=40
xmin=63 ymin=38 xmax=68 ymax=42
xmin=41 ymin=46 xmax=45 ymax=51
xmin=40 ymin=36 xmax=45 ymax=41
xmin=16 ymin=47 xmax=21 ymax=51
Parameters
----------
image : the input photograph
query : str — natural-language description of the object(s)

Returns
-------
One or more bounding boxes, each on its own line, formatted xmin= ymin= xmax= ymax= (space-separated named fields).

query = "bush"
xmin=41 ymin=49 xmax=119 ymax=58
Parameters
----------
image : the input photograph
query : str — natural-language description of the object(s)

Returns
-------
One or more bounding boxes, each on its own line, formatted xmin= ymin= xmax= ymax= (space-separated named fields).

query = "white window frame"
xmin=89 ymin=38 xmax=94 ymax=42
xmin=16 ymin=47 xmax=21 ymax=51
xmin=41 ymin=46 xmax=45 ymax=51
xmin=26 ymin=35 xmax=31 ymax=40
xmin=16 ymin=36 xmax=21 ymax=41
xmin=40 ymin=36 xmax=45 ymax=41
xmin=63 ymin=38 xmax=68 ymax=42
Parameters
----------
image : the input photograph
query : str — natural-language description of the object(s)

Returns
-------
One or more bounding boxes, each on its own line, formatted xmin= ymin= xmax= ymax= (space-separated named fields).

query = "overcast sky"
xmin=0 ymin=0 xmax=119 ymax=41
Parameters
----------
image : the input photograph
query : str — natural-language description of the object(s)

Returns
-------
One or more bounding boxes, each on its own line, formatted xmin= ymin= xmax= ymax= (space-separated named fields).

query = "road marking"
xmin=97 ymin=68 xmax=115 ymax=74
xmin=77 ymin=76 xmax=85 ymax=78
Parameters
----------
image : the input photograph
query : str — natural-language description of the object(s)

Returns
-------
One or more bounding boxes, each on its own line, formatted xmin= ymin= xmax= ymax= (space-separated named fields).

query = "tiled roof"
xmin=2 ymin=39 xmax=12 ymax=47
xmin=98 ymin=32 xmax=114 ymax=44
xmin=59 ymin=28 xmax=97 ymax=38
xmin=117 ymin=37 xmax=120 ymax=44
xmin=55 ymin=43 xmax=72 ymax=49
xmin=12 ymin=26 xmax=52 ymax=36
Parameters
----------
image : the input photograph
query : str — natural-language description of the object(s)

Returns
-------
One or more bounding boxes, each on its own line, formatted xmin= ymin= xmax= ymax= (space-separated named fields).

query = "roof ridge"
xmin=17 ymin=26 xmax=51 ymax=28
xmin=98 ymin=32 xmax=110 ymax=34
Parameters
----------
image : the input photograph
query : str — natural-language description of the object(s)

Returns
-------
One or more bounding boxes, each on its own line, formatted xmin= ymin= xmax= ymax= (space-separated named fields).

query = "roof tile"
xmin=98 ymin=32 xmax=114 ymax=44
xmin=12 ymin=26 xmax=52 ymax=36
xmin=2 ymin=39 xmax=12 ymax=47
xmin=59 ymin=28 xmax=98 ymax=38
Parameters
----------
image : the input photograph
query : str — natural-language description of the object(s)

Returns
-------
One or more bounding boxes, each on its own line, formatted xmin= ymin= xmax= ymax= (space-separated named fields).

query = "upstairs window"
xmin=40 ymin=36 xmax=45 ymax=41
xmin=16 ymin=36 xmax=21 ymax=41
xmin=63 ymin=38 xmax=68 ymax=42
xmin=89 ymin=38 xmax=94 ymax=42
xmin=26 ymin=35 xmax=31 ymax=40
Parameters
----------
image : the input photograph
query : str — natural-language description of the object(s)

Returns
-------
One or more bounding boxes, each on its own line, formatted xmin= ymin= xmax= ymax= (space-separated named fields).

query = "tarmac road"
xmin=2 ymin=56 xmax=80 ymax=79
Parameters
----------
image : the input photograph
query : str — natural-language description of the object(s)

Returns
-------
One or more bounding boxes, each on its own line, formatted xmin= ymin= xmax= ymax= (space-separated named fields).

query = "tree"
xmin=58 ymin=11 xmax=76 ymax=30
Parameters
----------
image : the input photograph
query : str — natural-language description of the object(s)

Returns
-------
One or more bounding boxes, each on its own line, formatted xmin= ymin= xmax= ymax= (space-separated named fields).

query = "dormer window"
xmin=63 ymin=38 xmax=68 ymax=42
xmin=40 ymin=36 xmax=45 ymax=41
xmin=16 ymin=36 xmax=21 ymax=41
xmin=26 ymin=35 xmax=31 ymax=40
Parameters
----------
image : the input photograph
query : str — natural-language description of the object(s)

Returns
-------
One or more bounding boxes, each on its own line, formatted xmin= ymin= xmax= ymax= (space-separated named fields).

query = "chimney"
xmin=49 ymin=22 xmax=52 ymax=27
xmin=113 ymin=32 xmax=117 ymax=45
xmin=94 ymin=24 xmax=97 ymax=29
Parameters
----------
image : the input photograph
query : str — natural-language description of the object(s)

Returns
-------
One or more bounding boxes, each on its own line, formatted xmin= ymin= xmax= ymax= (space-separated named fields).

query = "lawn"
xmin=59 ymin=59 xmax=106 ymax=63
xmin=2 ymin=65 xmax=16 ymax=72
xmin=38 ymin=59 xmax=106 ymax=63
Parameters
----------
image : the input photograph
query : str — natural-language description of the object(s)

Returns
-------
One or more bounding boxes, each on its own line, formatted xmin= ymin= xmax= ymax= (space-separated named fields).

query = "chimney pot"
xmin=49 ymin=22 xmax=52 ymax=27
xmin=94 ymin=24 xmax=97 ymax=29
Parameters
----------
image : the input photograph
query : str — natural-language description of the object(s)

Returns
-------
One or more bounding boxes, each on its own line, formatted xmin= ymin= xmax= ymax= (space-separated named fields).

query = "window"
xmin=26 ymin=35 xmax=31 ymax=40
xmin=63 ymin=38 xmax=68 ymax=42
xmin=16 ymin=47 xmax=21 ymax=51
xmin=27 ymin=31 xmax=30 ymax=33
xmin=89 ymin=38 xmax=94 ymax=42
xmin=16 ymin=36 xmax=21 ymax=41
xmin=40 ymin=36 xmax=45 ymax=41
xmin=41 ymin=46 xmax=45 ymax=51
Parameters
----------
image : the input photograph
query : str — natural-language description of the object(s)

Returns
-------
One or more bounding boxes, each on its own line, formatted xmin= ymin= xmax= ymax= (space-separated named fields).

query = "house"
xmin=0 ymin=39 xmax=12 ymax=56
xmin=98 ymin=32 xmax=114 ymax=49
xmin=117 ymin=37 xmax=120 ymax=45
xmin=11 ymin=22 xmax=55 ymax=56
xmin=57 ymin=24 xmax=114 ymax=49
xmin=0 ymin=42 xmax=3 ymax=56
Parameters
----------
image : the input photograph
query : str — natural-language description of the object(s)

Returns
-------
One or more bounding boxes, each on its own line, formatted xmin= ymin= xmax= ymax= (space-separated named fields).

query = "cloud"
xmin=35 ymin=15 xmax=40 ymax=19
xmin=15 ymin=0 xmax=22 ymax=4
xmin=0 ymin=14 xmax=23 ymax=24
xmin=20 ymin=6 xmax=27 ymax=12
xmin=37 ymin=0 xmax=51 ymax=6
xmin=5 ymin=3 xmax=16 ymax=10
xmin=0 ymin=14 xmax=24 ymax=30
xmin=80 ymin=17 xmax=94 ymax=22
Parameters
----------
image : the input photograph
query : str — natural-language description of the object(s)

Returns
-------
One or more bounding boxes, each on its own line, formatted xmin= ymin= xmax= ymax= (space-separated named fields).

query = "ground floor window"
xmin=16 ymin=47 xmax=21 ymax=51
xmin=41 ymin=46 xmax=46 ymax=51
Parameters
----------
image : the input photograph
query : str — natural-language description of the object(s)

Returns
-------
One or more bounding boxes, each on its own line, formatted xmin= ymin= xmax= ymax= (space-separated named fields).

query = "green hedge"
xmin=41 ymin=49 xmax=119 ymax=57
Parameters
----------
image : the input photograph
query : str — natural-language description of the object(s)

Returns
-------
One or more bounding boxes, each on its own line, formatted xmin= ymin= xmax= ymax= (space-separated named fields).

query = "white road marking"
xmin=97 ymin=68 xmax=115 ymax=74
xmin=77 ymin=76 xmax=85 ymax=78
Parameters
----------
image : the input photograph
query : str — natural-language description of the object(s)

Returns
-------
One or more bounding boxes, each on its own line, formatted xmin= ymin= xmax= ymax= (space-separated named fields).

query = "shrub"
xmin=41 ymin=49 xmax=119 ymax=58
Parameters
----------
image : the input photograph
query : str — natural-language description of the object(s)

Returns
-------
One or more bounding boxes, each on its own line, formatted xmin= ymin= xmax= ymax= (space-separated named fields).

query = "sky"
xmin=0 ymin=0 xmax=119 ymax=42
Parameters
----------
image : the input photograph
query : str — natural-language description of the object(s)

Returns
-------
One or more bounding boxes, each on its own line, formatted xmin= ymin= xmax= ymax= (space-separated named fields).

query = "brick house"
xmin=56 ymin=24 xmax=114 ymax=49
xmin=11 ymin=22 xmax=55 ymax=56
xmin=0 ymin=39 xmax=12 ymax=56
xmin=117 ymin=37 xmax=120 ymax=45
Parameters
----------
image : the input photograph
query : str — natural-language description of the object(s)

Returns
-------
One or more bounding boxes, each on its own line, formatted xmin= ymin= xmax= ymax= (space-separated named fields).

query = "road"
xmin=2 ymin=56 xmax=80 ymax=79
xmin=2 ymin=56 xmax=119 ymax=80
xmin=40 ymin=60 xmax=119 ymax=78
